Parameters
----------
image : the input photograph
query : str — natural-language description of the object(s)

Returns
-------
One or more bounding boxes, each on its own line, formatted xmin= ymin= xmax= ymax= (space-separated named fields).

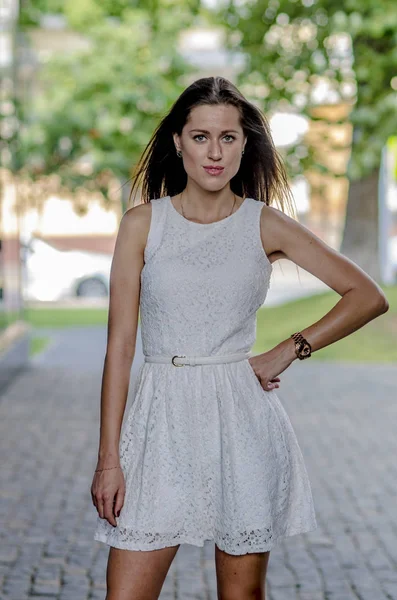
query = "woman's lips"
xmin=203 ymin=166 xmax=224 ymax=176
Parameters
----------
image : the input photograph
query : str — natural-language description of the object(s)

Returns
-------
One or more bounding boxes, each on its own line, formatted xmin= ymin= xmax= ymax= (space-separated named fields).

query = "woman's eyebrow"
xmin=188 ymin=129 xmax=240 ymax=134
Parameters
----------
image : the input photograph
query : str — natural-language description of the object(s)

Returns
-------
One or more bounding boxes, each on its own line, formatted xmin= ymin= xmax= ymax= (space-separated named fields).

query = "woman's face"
xmin=173 ymin=103 xmax=246 ymax=192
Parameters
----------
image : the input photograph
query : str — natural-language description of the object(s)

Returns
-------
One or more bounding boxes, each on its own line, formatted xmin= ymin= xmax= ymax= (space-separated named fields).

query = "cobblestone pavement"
xmin=1 ymin=326 xmax=397 ymax=599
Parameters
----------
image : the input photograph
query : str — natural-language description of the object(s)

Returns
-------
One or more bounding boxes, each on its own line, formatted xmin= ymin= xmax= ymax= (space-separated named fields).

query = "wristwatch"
xmin=291 ymin=332 xmax=312 ymax=360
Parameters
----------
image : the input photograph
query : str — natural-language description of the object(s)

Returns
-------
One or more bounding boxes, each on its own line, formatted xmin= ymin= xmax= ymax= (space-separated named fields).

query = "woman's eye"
xmin=193 ymin=135 xmax=235 ymax=142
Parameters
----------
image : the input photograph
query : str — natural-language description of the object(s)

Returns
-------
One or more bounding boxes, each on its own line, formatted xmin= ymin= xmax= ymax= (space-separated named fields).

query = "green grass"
xmin=0 ymin=311 xmax=24 ymax=330
xmin=24 ymin=307 xmax=109 ymax=327
xmin=23 ymin=284 xmax=397 ymax=362
xmin=253 ymin=284 xmax=397 ymax=362
xmin=30 ymin=336 xmax=51 ymax=357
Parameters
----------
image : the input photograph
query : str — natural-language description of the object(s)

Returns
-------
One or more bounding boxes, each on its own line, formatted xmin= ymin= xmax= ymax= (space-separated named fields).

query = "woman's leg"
xmin=215 ymin=544 xmax=270 ymax=600
xmin=106 ymin=544 xmax=180 ymax=600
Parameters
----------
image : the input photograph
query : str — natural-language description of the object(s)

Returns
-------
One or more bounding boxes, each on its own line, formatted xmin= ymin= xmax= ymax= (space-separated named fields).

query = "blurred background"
xmin=1 ymin=0 xmax=396 ymax=384
xmin=1 ymin=5 xmax=397 ymax=599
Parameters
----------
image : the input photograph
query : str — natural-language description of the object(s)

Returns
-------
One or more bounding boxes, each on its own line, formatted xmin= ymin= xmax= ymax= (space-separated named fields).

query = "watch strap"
xmin=291 ymin=332 xmax=312 ymax=360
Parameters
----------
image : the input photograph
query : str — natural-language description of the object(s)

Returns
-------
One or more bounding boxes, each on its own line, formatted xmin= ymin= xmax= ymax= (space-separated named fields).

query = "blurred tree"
xmin=19 ymin=0 xmax=202 ymax=28
xmin=19 ymin=0 xmax=65 ymax=26
xmin=220 ymin=0 xmax=397 ymax=280
xmin=16 ymin=1 xmax=200 ymax=211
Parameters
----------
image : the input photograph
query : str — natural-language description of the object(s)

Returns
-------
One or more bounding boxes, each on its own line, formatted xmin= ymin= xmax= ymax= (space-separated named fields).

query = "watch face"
xmin=298 ymin=341 xmax=311 ymax=358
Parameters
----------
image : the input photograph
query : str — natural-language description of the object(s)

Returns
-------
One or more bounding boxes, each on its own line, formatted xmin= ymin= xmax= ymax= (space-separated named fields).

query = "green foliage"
xmin=17 ymin=7 xmax=196 ymax=203
xmin=19 ymin=0 xmax=202 ymax=29
xmin=64 ymin=0 xmax=106 ymax=29
xmin=19 ymin=0 xmax=137 ymax=26
xmin=63 ymin=0 xmax=202 ymax=32
xmin=219 ymin=1 xmax=397 ymax=181
xmin=20 ymin=0 xmax=65 ymax=26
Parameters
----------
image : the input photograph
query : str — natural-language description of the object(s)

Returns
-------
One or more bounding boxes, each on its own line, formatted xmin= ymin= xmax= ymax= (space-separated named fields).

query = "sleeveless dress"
xmin=93 ymin=195 xmax=317 ymax=555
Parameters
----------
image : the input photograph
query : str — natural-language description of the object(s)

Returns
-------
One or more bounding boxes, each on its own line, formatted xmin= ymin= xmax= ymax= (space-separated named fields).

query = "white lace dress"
xmin=93 ymin=195 xmax=317 ymax=555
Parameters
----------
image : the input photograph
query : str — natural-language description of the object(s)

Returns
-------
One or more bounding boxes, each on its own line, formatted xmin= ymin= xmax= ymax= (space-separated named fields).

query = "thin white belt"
xmin=144 ymin=351 xmax=252 ymax=367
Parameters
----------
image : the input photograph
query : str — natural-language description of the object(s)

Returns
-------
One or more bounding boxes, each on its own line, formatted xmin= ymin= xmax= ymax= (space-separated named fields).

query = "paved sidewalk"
xmin=0 ymin=327 xmax=397 ymax=599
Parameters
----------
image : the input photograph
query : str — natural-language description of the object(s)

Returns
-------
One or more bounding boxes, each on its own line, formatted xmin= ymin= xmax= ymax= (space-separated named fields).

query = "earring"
xmin=242 ymin=149 xmax=245 ymax=156
xmin=176 ymin=150 xmax=182 ymax=157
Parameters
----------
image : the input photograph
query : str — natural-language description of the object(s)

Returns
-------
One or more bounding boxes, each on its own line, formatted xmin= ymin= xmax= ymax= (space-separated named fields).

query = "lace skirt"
xmin=93 ymin=359 xmax=317 ymax=555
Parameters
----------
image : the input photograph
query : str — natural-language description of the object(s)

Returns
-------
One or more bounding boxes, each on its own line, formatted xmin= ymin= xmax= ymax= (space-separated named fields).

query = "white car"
xmin=21 ymin=237 xmax=112 ymax=302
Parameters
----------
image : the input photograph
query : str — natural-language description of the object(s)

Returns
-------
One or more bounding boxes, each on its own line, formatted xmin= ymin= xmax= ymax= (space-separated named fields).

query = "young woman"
xmin=91 ymin=76 xmax=389 ymax=600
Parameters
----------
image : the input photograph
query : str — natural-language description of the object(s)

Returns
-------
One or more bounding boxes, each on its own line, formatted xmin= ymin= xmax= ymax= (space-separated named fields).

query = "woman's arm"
xmin=96 ymin=202 xmax=151 ymax=469
xmin=250 ymin=205 xmax=390 ymax=387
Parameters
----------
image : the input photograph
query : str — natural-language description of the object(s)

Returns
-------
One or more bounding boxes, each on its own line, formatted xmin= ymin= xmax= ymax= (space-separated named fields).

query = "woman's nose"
xmin=208 ymin=144 xmax=222 ymax=159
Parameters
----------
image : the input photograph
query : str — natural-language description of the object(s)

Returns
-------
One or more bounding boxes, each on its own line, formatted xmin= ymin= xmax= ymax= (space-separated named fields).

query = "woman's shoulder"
xmin=119 ymin=201 xmax=153 ymax=250
xmin=123 ymin=200 xmax=152 ymax=225
xmin=257 ymin=200 xmax=302 ymax=258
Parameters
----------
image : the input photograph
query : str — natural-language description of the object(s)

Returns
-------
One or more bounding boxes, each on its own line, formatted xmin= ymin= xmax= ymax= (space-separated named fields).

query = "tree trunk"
xmin=340 ymin=167 xmax=381 ymax=282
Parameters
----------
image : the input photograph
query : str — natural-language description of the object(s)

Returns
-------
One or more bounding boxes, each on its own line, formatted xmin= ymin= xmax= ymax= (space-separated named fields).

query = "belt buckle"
xmin=171 ymin=354 xmax=186 ymax=367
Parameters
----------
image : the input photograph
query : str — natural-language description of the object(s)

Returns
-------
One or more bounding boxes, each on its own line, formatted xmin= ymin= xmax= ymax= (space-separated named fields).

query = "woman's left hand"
xmin=248 ymin=341 xmax=295 ymax=391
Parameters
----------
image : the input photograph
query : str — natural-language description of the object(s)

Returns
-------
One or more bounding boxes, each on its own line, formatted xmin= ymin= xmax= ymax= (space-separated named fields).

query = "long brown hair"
xmin=128 ymin=76 xmax=296 ymax=216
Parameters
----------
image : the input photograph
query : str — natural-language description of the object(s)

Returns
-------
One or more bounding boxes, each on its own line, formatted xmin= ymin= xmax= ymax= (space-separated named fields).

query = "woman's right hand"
xmin=91 ymin=465 xmax=125 ymax=527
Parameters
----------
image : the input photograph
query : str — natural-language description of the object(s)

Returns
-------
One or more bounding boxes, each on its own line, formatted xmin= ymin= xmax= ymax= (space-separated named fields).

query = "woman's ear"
xmin=172 ymin=132 xmax=181 ymax=153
